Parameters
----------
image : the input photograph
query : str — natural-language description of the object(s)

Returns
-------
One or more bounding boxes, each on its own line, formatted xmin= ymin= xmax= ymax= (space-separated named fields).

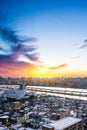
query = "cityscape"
xmin=0 ymin=0 xmax=87 ymax=130
xmin=0 ymin=77 xmax=87 ymax=129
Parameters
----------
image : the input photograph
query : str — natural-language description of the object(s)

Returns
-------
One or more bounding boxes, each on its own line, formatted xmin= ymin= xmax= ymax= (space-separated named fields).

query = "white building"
xmin=42 ymin=116 xmax=83 ymax=130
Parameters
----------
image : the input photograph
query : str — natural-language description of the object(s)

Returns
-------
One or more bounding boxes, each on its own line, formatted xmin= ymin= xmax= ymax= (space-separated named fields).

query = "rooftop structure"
xmin=46 ymin=116 xmax=83 ymax=130
xmin=0 ymin=83 xmax=26 ymax=100
xmin=0 ymin=84 xmax=37 ymax=100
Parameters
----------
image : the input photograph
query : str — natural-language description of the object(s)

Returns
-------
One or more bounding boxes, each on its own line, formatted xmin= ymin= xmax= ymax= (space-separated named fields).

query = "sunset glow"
xmin=0 ymin=0 xmax=87 ymax=77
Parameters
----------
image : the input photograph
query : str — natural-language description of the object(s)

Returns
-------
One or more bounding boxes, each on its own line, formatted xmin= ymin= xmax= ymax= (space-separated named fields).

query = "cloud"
xmin=0 ymin=25 xmax=39 ymax=63
xmin=71 ymin=56 xmax=80 ymax=59
xmin=0 ymin=58 xmax=37 ymax=77
xmin=79 ymin=44 xmax=87 ymax=49
xmin=0 ymin=17 xmax=40 ymax=76
xmin=48 ymin=64 xmax=67 ymax=70
xmin=83 ymin=39 xmax=87 ymax=43
xmin=79 ymin=39 xmax=87 ymax=49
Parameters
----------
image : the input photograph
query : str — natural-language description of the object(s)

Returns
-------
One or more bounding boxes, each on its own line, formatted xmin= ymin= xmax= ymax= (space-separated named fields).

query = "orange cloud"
xmin=48 ymin=64 xmax=67 ymax=70
xmin=0 ymin=62 xmax=37 ymax=77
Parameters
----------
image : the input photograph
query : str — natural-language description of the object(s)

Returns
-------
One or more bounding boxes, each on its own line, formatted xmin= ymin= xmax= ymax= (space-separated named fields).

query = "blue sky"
xmin=0 ymin=0 xmax=87 ymax=77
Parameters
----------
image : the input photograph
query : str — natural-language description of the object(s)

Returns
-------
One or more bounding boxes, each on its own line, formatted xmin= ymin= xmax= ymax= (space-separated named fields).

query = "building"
xmin=42 ymin=116 xmax=83 ymax=130
xmin=0 ymin=83 xmax=26 ymax=100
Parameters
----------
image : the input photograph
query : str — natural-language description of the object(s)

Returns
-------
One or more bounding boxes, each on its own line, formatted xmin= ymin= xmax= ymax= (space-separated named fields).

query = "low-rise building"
xmin=44 ymin=116 xmax=83 ymax=130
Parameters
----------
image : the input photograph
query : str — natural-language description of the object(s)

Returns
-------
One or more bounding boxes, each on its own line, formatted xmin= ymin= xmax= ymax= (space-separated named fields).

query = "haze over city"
xmin=0 ymin=0 xmax=87 ymax=77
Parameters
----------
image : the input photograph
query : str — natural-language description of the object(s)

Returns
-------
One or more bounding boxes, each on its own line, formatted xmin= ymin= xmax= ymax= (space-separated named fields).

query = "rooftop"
xmin=48 ymin=116 xmax=82 ymax=130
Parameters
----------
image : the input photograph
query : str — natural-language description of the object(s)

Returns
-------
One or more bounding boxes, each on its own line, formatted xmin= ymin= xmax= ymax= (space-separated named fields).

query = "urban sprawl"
xmin=0 ymin=77 xmax=87 ymax=130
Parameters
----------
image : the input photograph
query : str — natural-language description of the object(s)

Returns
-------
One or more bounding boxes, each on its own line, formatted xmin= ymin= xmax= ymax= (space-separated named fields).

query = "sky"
xmin=0 ymin=0 xmax=87 ymax=77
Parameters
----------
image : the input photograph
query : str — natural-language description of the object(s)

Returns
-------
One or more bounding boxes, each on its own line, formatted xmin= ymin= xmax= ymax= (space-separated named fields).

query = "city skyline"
xmin=0 ymin=0 xmax=87 ymax=77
